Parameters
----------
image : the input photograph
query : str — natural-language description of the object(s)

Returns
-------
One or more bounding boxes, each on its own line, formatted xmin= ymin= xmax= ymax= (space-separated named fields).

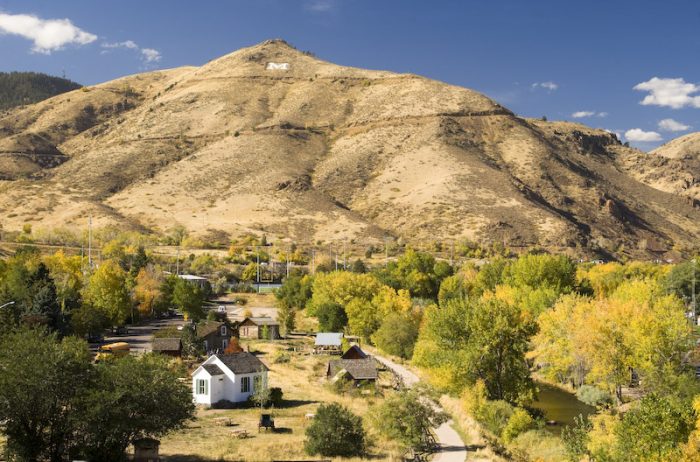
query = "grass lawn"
xmin=156 ymin=338 xmax=401 ymax=461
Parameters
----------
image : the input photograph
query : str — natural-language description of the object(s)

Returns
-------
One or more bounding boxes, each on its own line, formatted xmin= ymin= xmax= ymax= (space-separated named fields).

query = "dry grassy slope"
xmin=616 ymin=132 xmax=700 ymax=203
xmin=0 ymin=39 xmax=699 ymax=258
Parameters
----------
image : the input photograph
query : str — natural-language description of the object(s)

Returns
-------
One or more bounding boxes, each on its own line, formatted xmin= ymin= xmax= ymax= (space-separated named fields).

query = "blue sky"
xmin=0 ymin=0 xmax=699 ymax=150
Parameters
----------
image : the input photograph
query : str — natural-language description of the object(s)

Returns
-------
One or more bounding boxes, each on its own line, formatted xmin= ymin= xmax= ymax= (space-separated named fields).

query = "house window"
xmin=241 ymin=376 xmax=250 ymax=393
xmin=221 ymin=326 xmax=227 ymax=336
xmin=197 ymin=379 xmax=208 ymax=395
xmin=222 ymin=339 xmax=229 ymax=350
xmin=203 ymin=340 xmax=208 ymax=351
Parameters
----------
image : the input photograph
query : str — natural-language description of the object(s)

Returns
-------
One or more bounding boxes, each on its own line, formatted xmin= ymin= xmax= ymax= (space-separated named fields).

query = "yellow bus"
xmin=95 ymin=342 xmax=131 ymax=361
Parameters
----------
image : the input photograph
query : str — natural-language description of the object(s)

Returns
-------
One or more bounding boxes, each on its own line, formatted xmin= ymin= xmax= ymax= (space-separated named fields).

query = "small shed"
xmin=133 ymin=437 xmax=160 ymax=462
xmin=327 ymin=358 xmax=378 ymax=383
xmin=341 ymin=345 xmax=368 ymax=360
xmin=239 ymin=317 xmax=280 ymax=340
xmin=314 ymin=332 xmax=343 ymax=354
xmin=151 ymin=338 xmax=182 ymax=357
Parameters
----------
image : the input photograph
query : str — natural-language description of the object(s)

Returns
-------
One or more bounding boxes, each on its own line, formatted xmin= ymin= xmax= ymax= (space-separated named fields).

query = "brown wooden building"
xmin=239 ymin=317 xmax=280 ymax=340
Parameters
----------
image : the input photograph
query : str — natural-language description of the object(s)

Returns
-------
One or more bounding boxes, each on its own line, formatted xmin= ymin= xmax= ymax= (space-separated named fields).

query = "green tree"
xmin=172 ymin=278 xmax=205 ymax=321
xmin=0 ymin=327 xmax=92 ymax=462
xmin=372 ymin=310 xmax=421 ymax=359
xmin=370 ymin=391 xmax=446 ymax=451
xmin=413 ymin=297 xmax=536 ymax=402
xmin=77 ymin=354 xmax=195 ymax=462
xmin=615 ymin=394 xmax=693 ymax=462
xmin=316 ymin=301 xmax=348 ymax=331
xmin=562 ymin=414 xmax=592 ymax=462
xmin=305 ymin=403 xmax=365 ymax=457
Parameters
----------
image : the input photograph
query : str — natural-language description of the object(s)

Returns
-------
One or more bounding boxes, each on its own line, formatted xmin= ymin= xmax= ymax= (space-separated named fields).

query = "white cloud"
xmin=658 ymin=118 xmax=691 ymax=132
xmin=634 ymin=77 xmax=700 ymax=109
xmin=304 ymin=0 xmax=337 ymax=12
xmin=625 ymin=128 xmax=663 ymax=142
xmin=102 ymin=40 xmax=138 ymax=50
xmin=101 ymin=40 xmax=161 ymax=64
xmin=141 ymin=48 xmax=161 ymax=63
xmin=0 ymin=12 xmax=96 ymax=53
xmin=531 ymin=81 xmax=558 ymax=91
xmin=572 ymin=111 xmax=608 ymax=118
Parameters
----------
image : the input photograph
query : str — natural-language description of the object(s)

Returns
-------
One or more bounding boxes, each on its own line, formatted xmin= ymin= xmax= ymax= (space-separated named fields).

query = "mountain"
xmin=0 ymin=39 xmax=699 ymax=259
xmin=0 ymin=72 xmax=81 ymax=112
xmin=616 ymin=132 xmax=700 ymax=203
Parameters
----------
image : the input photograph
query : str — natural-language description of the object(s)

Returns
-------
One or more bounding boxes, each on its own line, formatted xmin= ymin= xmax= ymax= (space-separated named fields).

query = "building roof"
xmin=328 ymin=359 xmax=378 ymax=380
xmin=217 ymin=352 xmax=269 ymax=374
xmin=152 ymin=337 xmax=182 ymax=352
xmin=242 ymin=316 xmax=279 ymax=326
xmin=203 ymin=364 xmax=225 ymax=376
xmin=315 ymin=332 xmax=343 ymax=346
xmin=196 ymin=321 xmax=226 ymax=338
xmin=341 ymin=345 xmax=367 ymax=359
xmin=178 ymin=274 xmax=208 ymax=281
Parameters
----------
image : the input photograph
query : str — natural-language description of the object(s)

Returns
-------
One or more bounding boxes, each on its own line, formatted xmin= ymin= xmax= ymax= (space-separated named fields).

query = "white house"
xmin=191 ymin=352 xmax=269 ymax=406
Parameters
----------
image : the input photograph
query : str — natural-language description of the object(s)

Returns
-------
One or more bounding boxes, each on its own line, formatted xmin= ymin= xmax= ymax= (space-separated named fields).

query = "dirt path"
xmin=373 ymin=354 xmax=467 ymax=462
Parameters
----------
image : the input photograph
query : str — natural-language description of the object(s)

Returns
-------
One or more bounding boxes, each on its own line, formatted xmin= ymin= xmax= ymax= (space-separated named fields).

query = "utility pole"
xmin=693 ymin=258 xmax=697 ymax=322
xmin=175 ymin=247 xmax=180 ymax=275
xmin=88 ymin=215 xmax=93 ymax=270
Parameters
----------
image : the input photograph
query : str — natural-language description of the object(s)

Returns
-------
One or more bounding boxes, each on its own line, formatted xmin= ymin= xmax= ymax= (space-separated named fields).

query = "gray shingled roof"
xmin=196 ymin=321 xmax=225 ymax=338
xmin=217 ymin=352 xmax=269 ymax=374
xmin=203 ymin=364 xmax=225 ymax=376
xmin=152 ymin=337 xmax=182 ymax=352
xmin=328 ymin=358 xmax=378 ymax=380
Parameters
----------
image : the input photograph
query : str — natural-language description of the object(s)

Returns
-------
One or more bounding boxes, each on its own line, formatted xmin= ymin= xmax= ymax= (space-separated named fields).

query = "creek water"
xmin=531 ymin=382 xmax=596 ymax=434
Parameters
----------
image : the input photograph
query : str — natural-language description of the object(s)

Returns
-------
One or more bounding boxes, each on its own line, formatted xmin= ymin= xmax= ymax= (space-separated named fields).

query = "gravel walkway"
xmin=374 ymin=354 xmax=468 ymax=462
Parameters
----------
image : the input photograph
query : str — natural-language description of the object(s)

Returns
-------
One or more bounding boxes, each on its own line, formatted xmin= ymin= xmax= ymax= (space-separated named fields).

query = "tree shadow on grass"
xmin=275 ymin=399 xmax=318 ymax=409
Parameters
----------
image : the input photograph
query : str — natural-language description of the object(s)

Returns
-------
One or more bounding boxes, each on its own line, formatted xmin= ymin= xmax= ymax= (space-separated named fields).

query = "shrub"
xmin=463 ymin=380 xmax=514 ymax=435
xmin=502 ymin=408 xmax=535 ymax=443
xmin=273 ymin=351 xmax=291 ymax=364
xmin=576 ymin=385 xmax=613 ymax=408
xmin=269 ymin=387 xmax=283 ymax=406
xmin=305 ymin=403 xmax=365 ymax=457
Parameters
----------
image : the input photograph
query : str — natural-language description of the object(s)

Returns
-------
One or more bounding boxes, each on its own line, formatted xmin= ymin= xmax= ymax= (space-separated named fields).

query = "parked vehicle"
xmin=95 ymin=342 xmax=130 ymax=362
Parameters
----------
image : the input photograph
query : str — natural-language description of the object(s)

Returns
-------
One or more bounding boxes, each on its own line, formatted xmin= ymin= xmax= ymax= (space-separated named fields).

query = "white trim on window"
xmin=197 ymin=379 xmax=208 ymax=395
xmin=241 ymin=376 xmax=250 ymax=393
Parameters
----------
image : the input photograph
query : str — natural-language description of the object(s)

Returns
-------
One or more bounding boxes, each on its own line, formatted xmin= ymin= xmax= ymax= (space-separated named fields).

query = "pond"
xmin=530 ymin=382 xmax=596 ymax=434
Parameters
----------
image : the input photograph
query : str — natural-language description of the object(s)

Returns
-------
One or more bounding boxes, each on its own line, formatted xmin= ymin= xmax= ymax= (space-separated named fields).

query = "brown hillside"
xmin=0 ymin=39 xmax=699 ymax=259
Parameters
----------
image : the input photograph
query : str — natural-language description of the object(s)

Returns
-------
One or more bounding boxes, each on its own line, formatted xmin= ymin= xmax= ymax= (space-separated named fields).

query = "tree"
xmin=504 ymin=253 xmax=576 ymax=292
xmin=372 ymin=310 xmax=421 ymax=359
xmin=133 ymin=265 xmax=164 ymax=317
xmin=43 ymin=251 xmax=84 ymax=313
xmin=24 ymin=262 xmax=63 ymax=332
xmin=562 ymin=414 xmax=592 ymax=462
xmin=83 ymin=260 xmax=132 ymax=326
xmin=305 ymin=403 xmax=365 ymax=457
xmin=0 ymin=327 xmax=92 ymax=462
xmin=275 ymin=275 xmax=313 ymax=310
xmin=614 ymin=394 xmax=693 ymax=462
xmin=172 ymin=278 xmax=205 ymax=321
xmin=316 ymin=301 xmax=347 ymax=332
xmin=76 ymin=354 xmax=195 ymax=462
xmin=413 ymin=297 xmax=536 ymax=402
xmin=241 ymin=262 xmax=259 ymax=282
xmin=370 ymin=391 xmax=446 ymax=451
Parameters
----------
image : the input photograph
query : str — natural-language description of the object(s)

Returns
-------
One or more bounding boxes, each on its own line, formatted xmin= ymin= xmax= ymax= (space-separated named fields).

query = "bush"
xmin=305 ymin=403 xmax=365 ymax=457
xmin=576 ymin=385 xmax=613 ymax=408
xmin=502 ymin=408 xmax=535 ymax=443
xmin=269 ymin=387 xmax=283 ymax=406
xmin=273 ymin=350 xmax=291 ymax=364
xmin=463 ymin=381 xmax=514 ymax=435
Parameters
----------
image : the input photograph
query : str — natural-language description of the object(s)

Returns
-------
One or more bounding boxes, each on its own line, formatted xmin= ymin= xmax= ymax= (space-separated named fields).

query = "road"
xmin=374 ymin=354 xmax=468 ymax=462
xmin=99 ymin=316 xmax=185 ymax=353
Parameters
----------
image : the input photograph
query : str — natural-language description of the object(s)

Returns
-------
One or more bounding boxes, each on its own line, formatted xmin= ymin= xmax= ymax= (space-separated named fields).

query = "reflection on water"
xmin=531 ymin=382 xmax=596 ymax=434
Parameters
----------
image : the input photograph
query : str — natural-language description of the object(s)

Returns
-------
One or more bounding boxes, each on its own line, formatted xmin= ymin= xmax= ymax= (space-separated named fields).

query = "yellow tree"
xmin=82 ymin=260 xmax=132 ymax=326
xmin=133 ymin=265 xmax=164 ymax=317
xmin=42 ymin=251 xmax=84 ymax=312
